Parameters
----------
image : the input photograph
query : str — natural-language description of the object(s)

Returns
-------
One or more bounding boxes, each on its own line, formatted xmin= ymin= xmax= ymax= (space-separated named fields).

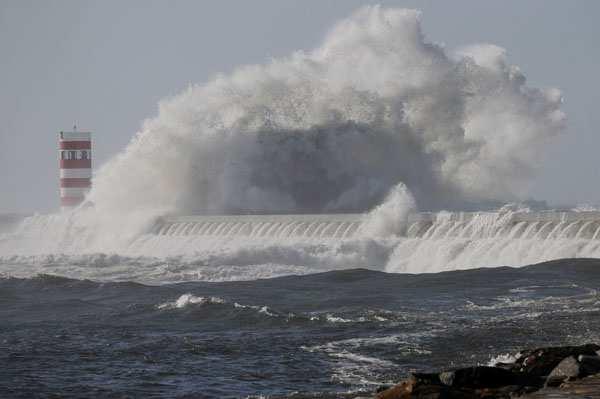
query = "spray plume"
xmin=0 ymin=7 xmax=569 ymax=279
xmin=88 ymin=6 xmax=564 ymax=218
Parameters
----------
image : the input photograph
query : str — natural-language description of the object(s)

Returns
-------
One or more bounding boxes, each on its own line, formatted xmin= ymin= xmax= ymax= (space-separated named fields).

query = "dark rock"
xmin=375 ymin=344 xmax=600 ymax=398
xmin=375 ymin=379 xmax=413 ymax=399
xmin=473 ymin=387 xmax=513 ymax=398
xmin=474 ymin=384 xmax=535 ymax=398
xmin=545 ymin=356 xmax=581 ymax=387
xmin=511 ymin=344 xmax=600 ymax=377
xmin=375 ymin=378 xmax=479 ymax=399
xmin=411 ymin=372 xmax=442 ymax=386
xmin=578 ymin=354 xmax=600 ymax=376
xmin=439 ymin=366 xmax=538 ymax=389
xmin=492 ymin=362 xmax=515 ymax=371
xmin=377 ymin=367 xmax=545 ymax=398
xmin=409 ymin=384 xmax=478 ymax=399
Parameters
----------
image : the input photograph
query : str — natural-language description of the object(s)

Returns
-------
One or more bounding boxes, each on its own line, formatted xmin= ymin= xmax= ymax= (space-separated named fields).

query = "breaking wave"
xmin=6 ymin=208 xmax=600 ymax=282
xmin=0 ymin=6 xmax=573 ymax=282
xmin=88 ymin=6 xmax=563 ymax=218
xmin=155 ymin=293 xmax=403 ymax=327
xmin=157 ymin=294 xmax=226 ymax=309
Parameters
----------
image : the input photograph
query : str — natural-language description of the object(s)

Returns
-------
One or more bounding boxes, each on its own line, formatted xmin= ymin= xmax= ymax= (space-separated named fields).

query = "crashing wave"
xmin=157 ymin=294 xmax=226 ymax=309
xmin=0 ymin=6 xmax=573 ymax=282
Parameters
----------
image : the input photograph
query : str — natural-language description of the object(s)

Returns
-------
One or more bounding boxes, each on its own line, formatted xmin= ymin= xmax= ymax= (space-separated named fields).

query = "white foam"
xmin=157 ymin=294 xmax=288 ymax=321
xmin=0 ymin=6 xmax=573 ymax=283
xmin=233 ymin=302 xmax=278 ymax=317
xmin=6 ymin=210 xmax=600 ymax=283
xmin=302 ymin=332 xmax=433 ymax=386
xmin=158 ymin=294 xmax=225 ymax=309
xmin=487 ymin=352 xmax=519 ymax=367
xmin=385 ymin=210 xmax=600 ymax=274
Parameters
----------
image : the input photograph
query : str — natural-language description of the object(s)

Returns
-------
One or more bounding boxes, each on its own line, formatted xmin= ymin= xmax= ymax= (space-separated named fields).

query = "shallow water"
xmin=1 ymin=258 xmax=600 ymax=398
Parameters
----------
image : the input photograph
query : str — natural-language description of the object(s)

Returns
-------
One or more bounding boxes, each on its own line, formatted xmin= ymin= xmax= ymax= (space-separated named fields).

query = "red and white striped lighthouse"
xmin=59 ymin=129 xmax=92 ymax=210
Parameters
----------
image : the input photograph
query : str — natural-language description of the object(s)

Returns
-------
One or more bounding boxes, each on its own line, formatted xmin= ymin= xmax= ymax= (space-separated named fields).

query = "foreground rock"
xmin=508 ymin=343 xmax=600 ymax=377
xmin=375 ymin=343 xmax=600 ymax=398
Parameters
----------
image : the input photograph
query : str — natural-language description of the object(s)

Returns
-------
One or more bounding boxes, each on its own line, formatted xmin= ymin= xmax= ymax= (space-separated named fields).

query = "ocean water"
xmin=0 ymin=5 xmax=579 ymax=397
xmin=2 ymin=258 xmax=600 ymax=398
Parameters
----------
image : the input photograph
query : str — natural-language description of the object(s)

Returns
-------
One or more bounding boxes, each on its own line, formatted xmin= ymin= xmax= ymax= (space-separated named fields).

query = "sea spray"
xmin=0 ymin=6 xmax=570 ymax=280
xmin=361 ymin=183 xmax=416 ymax=237
xmin=89 ymin=6 xmax=564 ymax=216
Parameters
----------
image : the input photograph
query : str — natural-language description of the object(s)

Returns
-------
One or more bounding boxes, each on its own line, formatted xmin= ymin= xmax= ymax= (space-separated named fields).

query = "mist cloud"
xmin=88 ymin=6 xmax=565 ymax=216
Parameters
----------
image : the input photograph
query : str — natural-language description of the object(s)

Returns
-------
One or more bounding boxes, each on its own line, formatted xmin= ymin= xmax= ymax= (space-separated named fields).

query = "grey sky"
xmin=1 ymin=0 xmax=599 ymax=213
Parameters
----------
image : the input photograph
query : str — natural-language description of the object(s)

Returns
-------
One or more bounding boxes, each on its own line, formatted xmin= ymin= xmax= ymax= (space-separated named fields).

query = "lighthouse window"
xmin=81 ymin=150 xmax=88 ymax=160
xmin=60 ymin=151 xmax=67 ymax=160
xmin=69 ymin=151 xmax=76 ymax=160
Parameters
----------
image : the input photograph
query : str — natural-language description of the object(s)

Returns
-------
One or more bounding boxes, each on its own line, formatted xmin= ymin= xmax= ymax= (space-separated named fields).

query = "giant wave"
xmin=0 ymin=6 xmax=576 ymax=283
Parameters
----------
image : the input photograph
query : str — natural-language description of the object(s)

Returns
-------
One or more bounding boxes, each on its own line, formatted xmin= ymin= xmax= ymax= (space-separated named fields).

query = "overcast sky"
xmin=1 ymin=0 xmax=599 ymax=213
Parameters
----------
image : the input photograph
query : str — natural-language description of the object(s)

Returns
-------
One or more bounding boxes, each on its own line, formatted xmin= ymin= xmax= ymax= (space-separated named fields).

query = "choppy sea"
xmin=2 ymin=258 xmax=600 ymax=398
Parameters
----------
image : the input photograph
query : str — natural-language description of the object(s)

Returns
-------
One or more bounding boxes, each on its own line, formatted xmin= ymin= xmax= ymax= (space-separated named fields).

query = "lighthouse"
xmin=58 ymin=128 xmax=92 ymax=210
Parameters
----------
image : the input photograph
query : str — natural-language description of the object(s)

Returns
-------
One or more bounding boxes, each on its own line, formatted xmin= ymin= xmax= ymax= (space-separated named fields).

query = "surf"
xmin=0 ymin=6 xmax=572 ymax=283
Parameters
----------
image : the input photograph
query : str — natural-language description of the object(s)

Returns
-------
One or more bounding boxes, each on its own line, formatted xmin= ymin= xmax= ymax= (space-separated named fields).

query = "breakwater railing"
xmin=151 ymin=214 xmax=363 ymax=239
xmin=151 ymin=211 xmax=600 ymax=240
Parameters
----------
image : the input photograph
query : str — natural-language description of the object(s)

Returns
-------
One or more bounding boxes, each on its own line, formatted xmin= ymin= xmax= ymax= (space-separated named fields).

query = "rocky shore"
xmin=373 ymin=344 xmax=600 ymax=398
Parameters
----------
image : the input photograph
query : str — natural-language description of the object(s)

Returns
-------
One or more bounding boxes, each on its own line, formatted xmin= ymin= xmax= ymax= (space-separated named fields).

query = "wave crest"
xmin=89 ymin=5 xmax=564 ymax=217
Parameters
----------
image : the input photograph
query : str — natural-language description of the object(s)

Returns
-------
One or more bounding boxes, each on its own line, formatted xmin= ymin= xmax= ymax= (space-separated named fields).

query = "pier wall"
xmin=152 ymin=211 xmax=600 ymax=239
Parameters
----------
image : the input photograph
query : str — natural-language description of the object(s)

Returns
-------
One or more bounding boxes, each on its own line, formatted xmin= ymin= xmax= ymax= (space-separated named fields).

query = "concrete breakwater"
xmin=151 ymin=211 xmax=600 ymax=240
xmin=151 ymin=213 xmax=364 ymax=239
